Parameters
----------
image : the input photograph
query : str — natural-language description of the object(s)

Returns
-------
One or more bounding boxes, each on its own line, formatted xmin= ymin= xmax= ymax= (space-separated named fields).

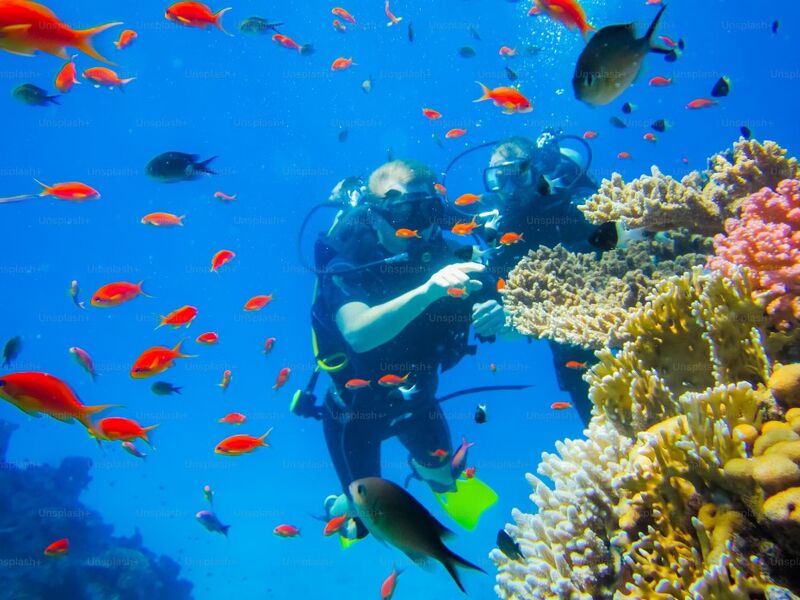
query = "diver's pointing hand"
xmin=424 ymin=263 xmax=485 ymax=300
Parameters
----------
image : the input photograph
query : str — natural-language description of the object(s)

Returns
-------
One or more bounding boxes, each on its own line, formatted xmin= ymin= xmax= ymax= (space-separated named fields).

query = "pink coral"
xmin=707 ymin=179 xmax=800 ymax=329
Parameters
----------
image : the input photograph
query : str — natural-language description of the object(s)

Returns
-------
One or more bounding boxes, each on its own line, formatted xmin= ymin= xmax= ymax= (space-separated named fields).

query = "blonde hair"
xmin=490 ymin=136 xmax=536 ymax=166
xmin=368 ymin=160 xmax=436 ymax=198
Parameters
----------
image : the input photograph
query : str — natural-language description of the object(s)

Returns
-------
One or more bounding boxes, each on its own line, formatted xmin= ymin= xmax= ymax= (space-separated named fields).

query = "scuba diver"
xmin=294 ymin=159 xmax=505 ymax=541
xmin=444 ymin=131 xmax=600 ymax=425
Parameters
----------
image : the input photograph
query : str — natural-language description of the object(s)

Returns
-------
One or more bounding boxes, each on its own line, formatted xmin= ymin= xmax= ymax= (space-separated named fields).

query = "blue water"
xmin=1 ymin=1 xmax=798 ymax=598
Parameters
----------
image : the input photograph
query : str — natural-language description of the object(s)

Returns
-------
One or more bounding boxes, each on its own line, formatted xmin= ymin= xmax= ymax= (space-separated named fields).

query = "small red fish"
xmin=55 ymin=55 xmax=80 ymax=93
xmin=447 ymin=287 xmax=467 ymax=298
xmin=430 ymin=448 xmax=448 ymax=458
xmin=36 ymin=179 xmax=100 ymax=201
xmin=332 ymin=19 xmax=347 ymax=33
xmin=434 ymin=183 xmax=447 ymax=196
xmin=378 ymin=373 xmax=409 ymax=387
xmin=535 ymin=0 xmax=595 ymax=39
xmin=658 ymin=34 xmax=676 ymax=48
xmin=385 ymin=0 xmax=403 ymax=26
xmin=345 ymin=378 xmax=370 ymax=390
xmin=499 ymin=232 xmax=524 ymax=245
xmin=273 ymin=524 xmax=300 ymax=537
xmin=324 ymin=514 xmax=348 ymax=536
xmin=213 ymin=190 xmax=237 ymax=201
xmin=219 ymin=412 xmax=247 ymax=425
xmin=141 ymin=212 xmax=185 ymax=227
xmin=196 ymin=331 xmax=219 ymax=345
xmin=211 ymin=249 xmax=235 ymax=272
xmin=490 ymin=363 xmax=497 ymax=373
xmin=643 ymin=132 xmax=657 ymax=143
xmin=498 ymin=46 xmax=516 ymax=57
xmin=454 ymin=193 xmax=480 ymax=206
xmin=395 ymin=228 xmax=421 ymax=238
xmin=69 ymin=346 xmax=97 ymax=381
xmin=218 ymin=369 xmax=232 ymax=390
xmin=332 ymin=7 xmax=356 ymax=24
xmin=617 ymin=151 xmax=632 ymax=160
xmin=244 ymin=294 xmax=273 ymax=311
xmin=496 ymin=278 xmax=506 ymax=292
xmin=582 ymin=130 xmax=598 ymax=139
xmin=551 ymin=401 xmax=572 ymax=410
xmin=528 ymin=6 xmax=540 ymax=15
xmin=681 ymin=156 xmax=689 ymax=164
xmin=686 ymin=98 xmax=717 ymax=110
xmin=44 ymin=539 xmax=69 ymax=557
xmin=114 ymin=29 xmax=137 ymax=50
xmin=165 ymin=2 xmax=232 ymax=34
xmin=565 ymin=360 xmax=587 ymax=370
xmin=96 ymin=417 xmax=159 ymax=446
xmin=474 ymin=82 xmax=533 ymax=114
xmin=157 ymin=305 xmax=198 ymax=329
xmin=422 ymin=107 xmax=442 ymax=120
xmin=91 ymin=281 xmax=149 ymax=307
xmin=649 ymin=76 xmax=672 ymax=87
xmin=331 ymin=57 xmax=355 ymax=71
xmin=83 ymin=66 xmax=135 ymax=90
xmin=216 ymin=429 xmax=273 ymax=455
xmin=121 ymin=441 xmax=147 ymax=458
xmin=131 ymin=340 xmax=194 ymax=379
xmin=451 ymin=217 xmax=480 ymax=235
xmin=273 ymin=367 xmax=291 ymax=390
xmin=263 ymin=337 xmax=276 ymax=354
xmin=272 ymin=33 xmax=301 ymax=51
xmin=445 ymin=128 xmax=467 ymax=139
xmin=381 ymin=567 xmax=402 ymax=600
xmin=464 ymin=467 xmax=476 ymax=479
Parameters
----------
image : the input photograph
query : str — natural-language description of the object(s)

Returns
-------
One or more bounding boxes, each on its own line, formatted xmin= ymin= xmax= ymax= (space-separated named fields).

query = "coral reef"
xmin=0 ymin=419 xmax=194 ymax=600
xmin=502 ymin=241 xmax=706 ymax=349
xmin=707 ymin=179 xmax=800 ymax=332
xmin=493 ymin=269 xmax=800 ymax=599
xmin=578 ymin=139 xmax=799 ymax=236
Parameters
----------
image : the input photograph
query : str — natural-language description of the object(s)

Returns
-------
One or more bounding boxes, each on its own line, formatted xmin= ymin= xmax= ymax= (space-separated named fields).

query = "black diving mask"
xmin=375 ymin=190 xmax=444 ymax=232
xmin=483 ymin=159 xmax=535 ymax=193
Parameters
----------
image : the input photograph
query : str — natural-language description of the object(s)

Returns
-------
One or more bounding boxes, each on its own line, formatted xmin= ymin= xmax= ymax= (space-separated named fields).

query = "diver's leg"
xmin=548 ymin=339 xmax=594 ymax=425
xmin=397 ymin=402 xmax=455 ymax=492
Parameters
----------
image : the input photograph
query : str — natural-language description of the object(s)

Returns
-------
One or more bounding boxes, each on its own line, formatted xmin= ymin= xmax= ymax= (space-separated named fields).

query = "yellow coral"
xmin=769 ymin=363 xmax=800 ymax=408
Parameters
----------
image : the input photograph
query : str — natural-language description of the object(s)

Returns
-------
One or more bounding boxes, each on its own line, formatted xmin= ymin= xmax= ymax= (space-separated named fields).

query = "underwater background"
xmin=1 ymin=0 xmax=799 ymax=598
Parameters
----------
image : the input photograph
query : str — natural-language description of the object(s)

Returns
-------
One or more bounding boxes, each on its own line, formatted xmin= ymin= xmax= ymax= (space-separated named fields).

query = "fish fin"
xmin=136 ymin=281 xmax=154 ymax=298
xmin=441 ymin=545 xmax=486 ymax=594
xmin=473 ymin=81 xmax=491 ymax=103
xmin=46 ymin=95 xmax=61 ymax=105
xmin=120 ymin=77 xmax=136 ymax=88
xmin=222 ymin=524 xmax=231 ymax=537
xmin=74 ymin=22 xmax=123 ymax=65
xmin=84 ymin=403 xmax=123 ymax=416
xmin=0 ymin=194 xmax=40 ymax=204
xmin=214 ymin=8 xmax=234 ymax=37
xmin=177 ymin=16 xmax=192 ymax=25
xmin=143 ymin=424 xmax=160 ymax=433
xmin=172 ymin=339 xmax=197 ymax=359
xmin=259 ymin=427 xmax=274 ymax=445
xmin=33 ymin=178 xmax=52 ymax=196
xmin=195 ymin=156 xmax=218 ymax=175
xmin=643 ymin=5 xmax=667 ymax=45
xmin=0 ymin=24 xmax=33 ymax=34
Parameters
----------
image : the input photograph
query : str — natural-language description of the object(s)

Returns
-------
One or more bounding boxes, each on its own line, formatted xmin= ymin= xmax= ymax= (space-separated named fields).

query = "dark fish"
xmin=772 ymin=20 xmax=779 ymax=34
xmin=407 ymin=21 xmax=414 ymax=42
xmin=151 ymin=381 xmax=182 ymax=396
xmin=588 ymin=222 xmax=619 ymax=252
xmin=362 ymin=76 xmax=372 ymax=94
xmin=573 ymin=5 xmax=673 ymax=106
xmin=2 ymin=336 xmax=22 ymax=368
xmin=349 ymin=477 xmax=486 ymax=593
xmin=338 ymin=129 xmax=349 ymax=143
xmin=432 ymin=133 xmax=444 ymax=149
xmin=458 ymin=46 xmax=476 ymax=58
xmin=196 ymin=511 xmax=230 ymax=536
xmin=474 ymin=403 xmax=487 ymax=424
xmin=239 ymin=16 xmax=283 ymax=35
xmin=496 ymin=529 xmax=525 ymax=562
xmin=651 ymin=119 xmax=669 ymax=133
xmin=609 ymin=116 xmax=627 ymax=129
xmin=145 ymin=152 xmax=217 ymax=183
xmin=468 ymin=25 xmax=481 ymax=41
xmin=523 ymin=45 xmax=542 ymax=57
xmin=12 ymin=84 xmax=59 ymax=106
xmin=740 ymin=126 xmax=752 ymax=140
xmin=711 ymin=76 xmax=730 ymax=98
xmin=621 ymin=102 xmax=636 ymax=114
xmin=505 ymin=66 xmax=518 ymax=82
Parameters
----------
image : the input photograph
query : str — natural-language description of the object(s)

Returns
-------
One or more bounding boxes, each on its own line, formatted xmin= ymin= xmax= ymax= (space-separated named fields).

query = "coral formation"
xmin=707 ymin=179 xmax=800 ymax=331
xmin=493 ymin=268 xmax=800 ymax=599
xmin=578 ymin=139 xmax=799 ymax=236
xmin=502 ymin=242 xmax=706 ymax=349
xmin=0 ymin=419 xmax=194 ymax=600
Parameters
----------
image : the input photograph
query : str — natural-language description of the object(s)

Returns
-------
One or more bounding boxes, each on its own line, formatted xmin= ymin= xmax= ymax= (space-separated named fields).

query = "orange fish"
xmin=0 ymin=372 xmax=116 ymax=436
xmin=451 ymin=217 xmax=480 ymax=235
xmin=378 ymin=373 xmax=409 ymax=387
xmin=445 ymin=128 xmax=467 ymax=138
xmin=565 ymin=360 xmax=587 ymax=370
xmin=498 ymin=46 xmax=516 ymax=57
xmin=211 ymin=249 xmax=235 ymax=272
xmin=196 ymin=331 xmax=219 ymax=344
xmin=381 ymin=567 xmax=402 ymax=600
xmin=0 ymin=0 xmax=122 ymax=64
xmin=54 ymin=55 xmax=80 ymax=93
xmin=114 ymin=29 xmax=137 ymax=50
xmin=69 ymin=346 xmax=97 ymax=381
xmin=165 ymin=2 xmax=232 ymax=35
xmin=686 ymin=98 xmax=717 ymax=110
xmin=273 ymin=523 xmax=300 ymax=537
xmin=44 ymin=538 xmax=69 ymax=557
xmin=332 ymin=19 xmax=346 ymax=33
xmin=131 ymin=340 xmax=194 ymax=379
xmin=422 ymin=107 xmax=442 ymax=120
xmin=219 ymin=412 xmax=246 ymax=425
xmin=35 ymin=179 xmax=100 ymax=201
xmin=157 ymin=305 xmax=198 ymax=329
xmin=496 ymin=278 xmax=506 ymax=292
xmin=643 ymin=132 xmax=657 ymax=143
xmin=244 ymin=294 xmax=273 ymax=311
xmin=213 ymin=190 xmax=236 ymax=201
xmin=528 ymin=5 xmax=540 ymax=15
xmin=83 ymin=66 xmax=135 ymax=90
xmin=434 ymin=183 xmax=447 ymax=196
xmin=272 ymin=33 xmax=301 ymax=51
xmin=332 ymin=7 xmax=356 ymax=24
xmin=218 ymin=369 xmax=232 ymax=390
xmin=454 ymin=193 xmax=480 ymax=206
xmin=345 ymin=378 xmax=370 ymax=390
xmin=582 ymin=130 xmax=598 ymax=139
xmin=331 ymin=57 xmax=354 ymax=71
xmin=534 ymin=0 xmax=595 ymax=39
xmin=447 ymin=287 xmax=467 ymax=298
xmin=395 ymin=228 xmax=421 ymax=238
xmin=464 ymin=467 xmax=476 ymax=479
xmin=95 ymin=416 xmax=158 ymax=446
xmin=263 ymin=337 xmax=276 ymax=354
xmin=384 ymin=0 xmax=403 ymax=26
xmin=649 ymin=76 xmax=672 ymax=87
xmin=215 ymin=429 xmax=273 ymax=455
xmin=474 ymin=82 xmax=533 ymax=114
xmin=324 ymin=514 xmax=348 ymax=536
xmin=551 ymin=401 xmax=572 ymax=410
xmin=617 ymin=151 xmax=632 ymax=160
xmin=273 ymin=367 xmax=291 ymax=390
xmin=430 ymin=448 xmax=448 ymax=458
xmin=499 ymin=232 xmax=524 ymax=245
xmin=490 ymin=362 xmax=497 ymax=373
xmin=141 ymin=212 xmax=185 ymax=227
xmin=91 ymin=281 xmax=149 ymax=307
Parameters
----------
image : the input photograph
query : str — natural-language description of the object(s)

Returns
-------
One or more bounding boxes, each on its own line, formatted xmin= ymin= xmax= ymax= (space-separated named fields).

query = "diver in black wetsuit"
xmin=307 ymin=160 xmax=507 ymax=537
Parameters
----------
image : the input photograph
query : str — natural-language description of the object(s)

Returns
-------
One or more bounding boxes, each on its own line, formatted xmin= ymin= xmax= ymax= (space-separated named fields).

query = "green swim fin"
xmin=434 ymin=476 xmax=498 ymax=531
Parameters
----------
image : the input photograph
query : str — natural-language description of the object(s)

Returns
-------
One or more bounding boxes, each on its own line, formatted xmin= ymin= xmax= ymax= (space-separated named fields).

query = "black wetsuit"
xmin=313 ymin=222 xmax=497 ymax=494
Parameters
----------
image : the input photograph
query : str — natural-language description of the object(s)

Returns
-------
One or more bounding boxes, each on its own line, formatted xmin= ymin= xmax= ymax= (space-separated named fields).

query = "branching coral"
xmin=503 ymin=242 xmax=706 ymax=350
xmin=578 ymin=139 xmax=799 ymax=236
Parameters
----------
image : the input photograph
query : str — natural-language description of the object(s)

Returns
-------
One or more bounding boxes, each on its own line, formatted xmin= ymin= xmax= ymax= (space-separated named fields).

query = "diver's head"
xmin=367 ymin=160 xmax=443 ymax=253
xmin=484 ymin=136 xmax=539 ymax=204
